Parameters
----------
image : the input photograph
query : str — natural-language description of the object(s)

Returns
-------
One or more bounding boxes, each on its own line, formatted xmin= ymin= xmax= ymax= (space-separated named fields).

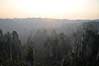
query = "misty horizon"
xmin=0 ymin=0 xmax=99 ymax=66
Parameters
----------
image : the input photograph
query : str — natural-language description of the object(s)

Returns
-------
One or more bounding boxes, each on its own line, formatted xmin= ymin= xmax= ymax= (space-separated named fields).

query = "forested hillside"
xmin=0 ymin=19 xmax=99 ymax=66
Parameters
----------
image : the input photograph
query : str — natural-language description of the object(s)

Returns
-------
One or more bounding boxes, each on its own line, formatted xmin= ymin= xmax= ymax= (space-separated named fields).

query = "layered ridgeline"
xmin=0 ymin=18 xmax=82 ymax=44
xmin=0 ymin=18 xmax=96 ymax=44
xmin=0 ymin=18 xmax=99 ymax=66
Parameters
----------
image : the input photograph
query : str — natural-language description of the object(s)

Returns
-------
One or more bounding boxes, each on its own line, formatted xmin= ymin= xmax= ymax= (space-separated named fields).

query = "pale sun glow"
xmin=0 ymin=0 xmax=98 ymax=19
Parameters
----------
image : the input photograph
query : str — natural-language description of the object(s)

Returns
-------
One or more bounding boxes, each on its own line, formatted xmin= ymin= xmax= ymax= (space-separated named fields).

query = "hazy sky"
xmin=0 ymin=0 xmax=98 ymax=19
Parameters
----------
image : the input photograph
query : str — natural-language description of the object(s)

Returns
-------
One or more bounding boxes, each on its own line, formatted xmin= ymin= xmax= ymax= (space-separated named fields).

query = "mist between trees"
xmin=0 ymin=21 xmax=99 ymax=66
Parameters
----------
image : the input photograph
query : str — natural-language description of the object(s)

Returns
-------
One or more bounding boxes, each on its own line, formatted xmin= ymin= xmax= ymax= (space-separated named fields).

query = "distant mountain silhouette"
xmin=0 ymin=18 xmax=98 ymax=44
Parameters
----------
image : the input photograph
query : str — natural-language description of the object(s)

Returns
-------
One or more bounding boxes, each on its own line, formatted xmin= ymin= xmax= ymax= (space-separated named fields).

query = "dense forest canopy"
xmin=0 ymin=19 xmax=99 ymax=66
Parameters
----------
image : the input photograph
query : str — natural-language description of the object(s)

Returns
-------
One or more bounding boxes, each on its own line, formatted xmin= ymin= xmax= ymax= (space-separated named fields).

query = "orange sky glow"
xmin=0 ymin=0 xmax=98 ymax=19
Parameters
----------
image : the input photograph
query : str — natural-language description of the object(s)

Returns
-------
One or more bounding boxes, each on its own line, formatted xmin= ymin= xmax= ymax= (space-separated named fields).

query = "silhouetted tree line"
xmin=0 ymin=30 xmax=34 ymax=66
xmin=0 ymin=22 xmax=99 ymax=66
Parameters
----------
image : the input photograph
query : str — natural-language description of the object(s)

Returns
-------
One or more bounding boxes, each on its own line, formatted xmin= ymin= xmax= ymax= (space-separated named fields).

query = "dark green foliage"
xmin=25 ymin=46 xmax=34 ymax=66
xmin=0 ymin=30 xmax=27 ymax=66
xmin=0 ymin=22 xmax=99 ymax=66
xmin=64 ymin=22 xmax=99 ymax=66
